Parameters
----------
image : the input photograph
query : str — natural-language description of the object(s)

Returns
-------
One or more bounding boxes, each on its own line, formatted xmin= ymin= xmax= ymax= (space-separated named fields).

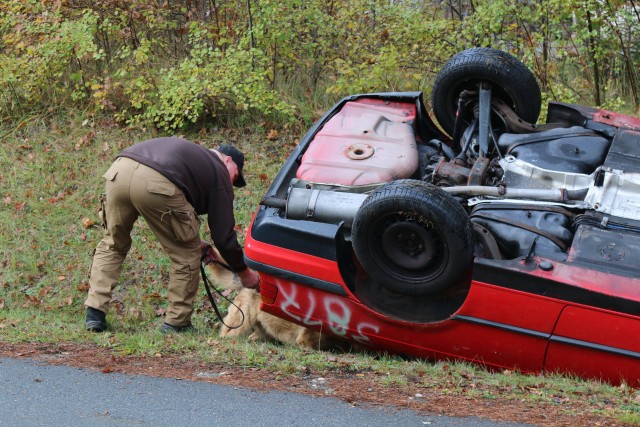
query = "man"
xmin=84 ymin=137 xmax=260 ymax=333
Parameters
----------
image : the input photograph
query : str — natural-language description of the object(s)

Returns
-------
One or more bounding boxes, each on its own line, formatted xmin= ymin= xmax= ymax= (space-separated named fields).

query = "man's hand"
xmin=200 ymin=240 xmax=220 ymax=265
xmin=201 ymin=240 xmax=259 ymax=288
xmin=238 ymin=268 xmax=260 ymax=290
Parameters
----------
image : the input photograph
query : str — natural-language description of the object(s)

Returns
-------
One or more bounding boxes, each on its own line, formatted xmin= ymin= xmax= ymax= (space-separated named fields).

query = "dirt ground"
xmin=0 ymin=341 xmax=631 ymax=426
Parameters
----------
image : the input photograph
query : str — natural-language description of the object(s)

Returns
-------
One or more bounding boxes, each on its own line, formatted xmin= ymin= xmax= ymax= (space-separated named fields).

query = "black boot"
xmin=85 ymin=307 xmax=106 ymax=332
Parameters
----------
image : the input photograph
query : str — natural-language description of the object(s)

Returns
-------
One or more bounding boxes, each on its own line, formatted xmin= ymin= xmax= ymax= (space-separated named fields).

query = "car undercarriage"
xmin=245 ymin=48 xmax=640 ymax=385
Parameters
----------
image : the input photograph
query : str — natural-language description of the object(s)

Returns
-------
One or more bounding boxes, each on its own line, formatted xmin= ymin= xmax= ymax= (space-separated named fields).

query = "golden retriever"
xmin=203 ymin=246 xmax=355 ymax=351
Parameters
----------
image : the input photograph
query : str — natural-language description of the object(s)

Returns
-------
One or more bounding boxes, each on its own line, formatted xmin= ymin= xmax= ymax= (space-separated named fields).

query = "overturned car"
xmin=244 ymin=48 xmax=640 ymax=386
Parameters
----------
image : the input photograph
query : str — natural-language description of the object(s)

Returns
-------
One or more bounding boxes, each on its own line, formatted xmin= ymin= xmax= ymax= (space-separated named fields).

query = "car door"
xmin=545 ymin=305 xmax=640 ymax=386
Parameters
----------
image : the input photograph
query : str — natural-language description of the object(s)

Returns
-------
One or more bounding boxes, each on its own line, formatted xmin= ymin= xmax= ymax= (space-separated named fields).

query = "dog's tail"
xmin=204 ymin=245 xmax=244 ymax=292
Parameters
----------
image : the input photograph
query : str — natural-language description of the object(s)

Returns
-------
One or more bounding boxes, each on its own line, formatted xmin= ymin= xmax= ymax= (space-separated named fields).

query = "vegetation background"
xmin=1 ymin=0 xmax=639 ymax=424
xmin=1 ymin=0 xmax=639 ymax=128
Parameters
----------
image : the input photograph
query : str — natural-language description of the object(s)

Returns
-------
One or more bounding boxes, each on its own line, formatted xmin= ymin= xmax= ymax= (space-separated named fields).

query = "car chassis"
xmin=244 ymin=48 xmax=640 ymax=386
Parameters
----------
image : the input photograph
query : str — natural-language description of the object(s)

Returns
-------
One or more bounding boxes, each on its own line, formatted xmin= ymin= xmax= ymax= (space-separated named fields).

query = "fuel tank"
xmin=296 ymin=99 xmax=419 ymax=185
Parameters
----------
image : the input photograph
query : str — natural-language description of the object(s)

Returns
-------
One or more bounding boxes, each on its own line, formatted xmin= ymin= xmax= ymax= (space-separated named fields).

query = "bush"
xmin=123 ymin=42 xmax=295 ymax=130
xmin=0 ymin=2 xmax=101 ymax=119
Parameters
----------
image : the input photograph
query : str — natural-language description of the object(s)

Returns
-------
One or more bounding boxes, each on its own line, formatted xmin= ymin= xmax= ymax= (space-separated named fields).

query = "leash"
xmin=200 ymin=262 xmax=245 ymax=330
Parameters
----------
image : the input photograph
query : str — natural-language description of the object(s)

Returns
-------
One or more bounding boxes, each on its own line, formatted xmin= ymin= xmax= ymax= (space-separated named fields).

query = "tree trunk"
xmin=586 ymin=10 xmax=601 ymax=106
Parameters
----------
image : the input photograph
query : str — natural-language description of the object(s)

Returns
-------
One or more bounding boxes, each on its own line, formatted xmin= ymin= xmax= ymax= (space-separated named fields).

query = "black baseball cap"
xmin=217 ymin=144 xmax=246 ymax=187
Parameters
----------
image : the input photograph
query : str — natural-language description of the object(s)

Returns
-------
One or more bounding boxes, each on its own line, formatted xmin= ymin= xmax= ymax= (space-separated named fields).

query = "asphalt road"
xmin=0 ymin=357 xmax=531 ymax=426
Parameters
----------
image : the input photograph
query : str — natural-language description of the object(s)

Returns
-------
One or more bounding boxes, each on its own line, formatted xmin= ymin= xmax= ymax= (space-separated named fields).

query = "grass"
xmin=1 ymin=111 xmax=639 ymax=425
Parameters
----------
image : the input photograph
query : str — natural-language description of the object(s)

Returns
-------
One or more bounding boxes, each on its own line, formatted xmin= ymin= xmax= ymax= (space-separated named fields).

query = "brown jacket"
xmin=118 ymin=137 xmax=247 ymax=272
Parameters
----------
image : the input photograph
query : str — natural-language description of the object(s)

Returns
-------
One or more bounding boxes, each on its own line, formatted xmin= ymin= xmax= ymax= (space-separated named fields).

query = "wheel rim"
xmin=372 ymin=214 xmax=447 ymax=280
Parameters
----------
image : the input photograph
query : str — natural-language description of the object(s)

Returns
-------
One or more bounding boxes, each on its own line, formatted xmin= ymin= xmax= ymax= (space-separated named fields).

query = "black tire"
xmin=352 ymin=180 xmax=473 ymax=296
xmin=432 ymin=47 xmax=541 ymax=137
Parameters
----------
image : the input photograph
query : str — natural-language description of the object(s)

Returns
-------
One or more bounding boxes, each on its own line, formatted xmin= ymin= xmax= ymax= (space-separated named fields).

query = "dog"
xmin=203 ymin=245 xmax=356 ymax=351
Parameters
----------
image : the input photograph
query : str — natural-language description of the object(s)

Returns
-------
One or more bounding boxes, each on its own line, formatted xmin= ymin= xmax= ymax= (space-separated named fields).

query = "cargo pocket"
xmin=147 ymin=179 xmax=176 ymax=196
xmin=102 ymin=165 xmax=118 ymax=182
xmin=170 ymin=210 xmax=200 ymax=243
xmin=98 ymin=193 xmax=107 ymax=229
xmin=99 ymin=165 xmax=118 ymax=231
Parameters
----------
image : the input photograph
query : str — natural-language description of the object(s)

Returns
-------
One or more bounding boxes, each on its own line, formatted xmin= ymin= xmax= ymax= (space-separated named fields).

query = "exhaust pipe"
xmin=262 ymin=188 xmax=368 ymax=227
xmin=261 ymin=185 xmax=589 ymax=227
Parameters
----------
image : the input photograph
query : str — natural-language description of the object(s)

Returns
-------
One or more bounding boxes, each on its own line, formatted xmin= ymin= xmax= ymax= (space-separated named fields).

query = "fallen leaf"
xmin=38 ymin=286 xmax=53 ymax=296
xmin=3 ymin=195 xmax=11 ymax=204
xmin=266 ymin=129 xmax=280 ymax=140
xmin=82 ymin=217 xmax=95 ymax=228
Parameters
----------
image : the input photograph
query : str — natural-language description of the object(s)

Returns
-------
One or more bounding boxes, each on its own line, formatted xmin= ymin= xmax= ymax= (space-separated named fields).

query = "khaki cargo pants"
xmin=84 ymin=157 xmax=201 ymax=326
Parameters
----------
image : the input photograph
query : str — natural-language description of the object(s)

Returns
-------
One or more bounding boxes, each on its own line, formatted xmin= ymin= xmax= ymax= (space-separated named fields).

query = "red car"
xmin=244 ymin=48 xmax=640 ymax=386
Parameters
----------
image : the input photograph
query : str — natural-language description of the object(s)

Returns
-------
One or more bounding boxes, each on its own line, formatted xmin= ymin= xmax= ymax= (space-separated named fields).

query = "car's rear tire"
xmin=352 ymin=180 xmax=473 ymax=296
xmin=431 ymin=47 xmax=541 ymax=137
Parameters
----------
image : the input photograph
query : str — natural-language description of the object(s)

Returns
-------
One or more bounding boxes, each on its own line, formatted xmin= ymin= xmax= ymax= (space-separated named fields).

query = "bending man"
xmin=84 ymin=137 xmax=260 ymax=333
